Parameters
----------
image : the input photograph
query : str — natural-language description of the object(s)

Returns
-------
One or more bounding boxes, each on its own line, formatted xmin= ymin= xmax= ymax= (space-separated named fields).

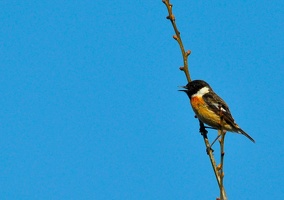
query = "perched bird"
xmin=179 ymin=80 xmax=255 ymax=143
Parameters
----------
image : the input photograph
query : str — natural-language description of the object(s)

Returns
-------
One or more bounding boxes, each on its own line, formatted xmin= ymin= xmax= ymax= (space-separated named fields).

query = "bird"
xmin=179 ymin=80 xmax=255 ymax=143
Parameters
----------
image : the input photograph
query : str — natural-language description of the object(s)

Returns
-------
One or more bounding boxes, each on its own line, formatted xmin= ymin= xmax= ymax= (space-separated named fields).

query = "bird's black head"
xmin=179 ymin=80 xmax=211 ymax=98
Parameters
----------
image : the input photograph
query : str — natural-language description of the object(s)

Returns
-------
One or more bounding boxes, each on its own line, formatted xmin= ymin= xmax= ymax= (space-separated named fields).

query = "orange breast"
xmin=190 ymin=96 xmax=221 ymax=128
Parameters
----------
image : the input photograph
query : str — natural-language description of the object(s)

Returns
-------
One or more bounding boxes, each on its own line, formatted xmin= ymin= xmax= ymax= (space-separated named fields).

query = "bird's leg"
xmin=199 ymin=119 xmax=208 ymax=138
xmin=204 ymin=126 xmax=217 ymax=130
xmin=210 ymin=134 xmax=222 ymax=147
xmin=198 ymin=120 xmax=215 ymax=154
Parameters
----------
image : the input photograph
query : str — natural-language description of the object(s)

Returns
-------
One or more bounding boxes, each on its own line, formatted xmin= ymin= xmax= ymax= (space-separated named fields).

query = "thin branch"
xmin=199 ymin=121 xmax=221 ymax=187
xmin=217 ymin=130 xmax=227 ymax=200
xmin=162 ymin=1 xmax=228 ymax=199
xmin=217 ymin=104 xmax=227 ymax=200
xmin=162 ymin=0 xmax=191 ymax=82
xmin=199 ymin=121 xmax=227 ymax=200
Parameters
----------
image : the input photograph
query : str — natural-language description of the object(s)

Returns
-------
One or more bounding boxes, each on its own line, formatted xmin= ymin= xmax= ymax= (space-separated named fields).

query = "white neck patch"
xmin=193 ymin=86 xmax=210 ymax=97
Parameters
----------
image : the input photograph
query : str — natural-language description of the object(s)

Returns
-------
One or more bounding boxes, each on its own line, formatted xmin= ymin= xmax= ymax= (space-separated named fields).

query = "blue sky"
xmin=1 ymin=1 xmax=283 ymax=199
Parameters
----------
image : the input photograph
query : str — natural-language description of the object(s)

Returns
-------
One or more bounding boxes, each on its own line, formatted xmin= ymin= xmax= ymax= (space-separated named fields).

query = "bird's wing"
xmin=203 ymin=92 xmax=236 ymax=125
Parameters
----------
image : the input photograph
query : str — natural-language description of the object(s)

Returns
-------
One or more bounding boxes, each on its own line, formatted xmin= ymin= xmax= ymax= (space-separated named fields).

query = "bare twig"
xmin=162 ymin=0 xmax=191 ymax=82
xmin=162 ymin=0 xmax=228 ymax=199
xmin=199 ymin=121 xmax=227 ymax=200
xmin=218 ymin=104 xmax=227 ymax=200
xmin=217 ymin=130 xmax=227 ymax=200
xmin=199 ymin=121 xmax=221 ymax=185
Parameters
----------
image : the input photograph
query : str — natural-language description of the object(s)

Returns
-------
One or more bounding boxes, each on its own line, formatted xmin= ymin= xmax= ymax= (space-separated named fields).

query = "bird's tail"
xmin=237 ymin=128 xmax=255 ymax=143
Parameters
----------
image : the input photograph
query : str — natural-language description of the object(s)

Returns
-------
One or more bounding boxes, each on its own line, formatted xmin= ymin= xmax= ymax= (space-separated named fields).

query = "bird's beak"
xmin=178 ymin=86 xmax=188 ymax=92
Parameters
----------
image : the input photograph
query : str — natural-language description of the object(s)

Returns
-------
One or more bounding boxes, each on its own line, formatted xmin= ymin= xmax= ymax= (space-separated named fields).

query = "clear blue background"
xmin=1 ymin=1 xmax=283 ymax=199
